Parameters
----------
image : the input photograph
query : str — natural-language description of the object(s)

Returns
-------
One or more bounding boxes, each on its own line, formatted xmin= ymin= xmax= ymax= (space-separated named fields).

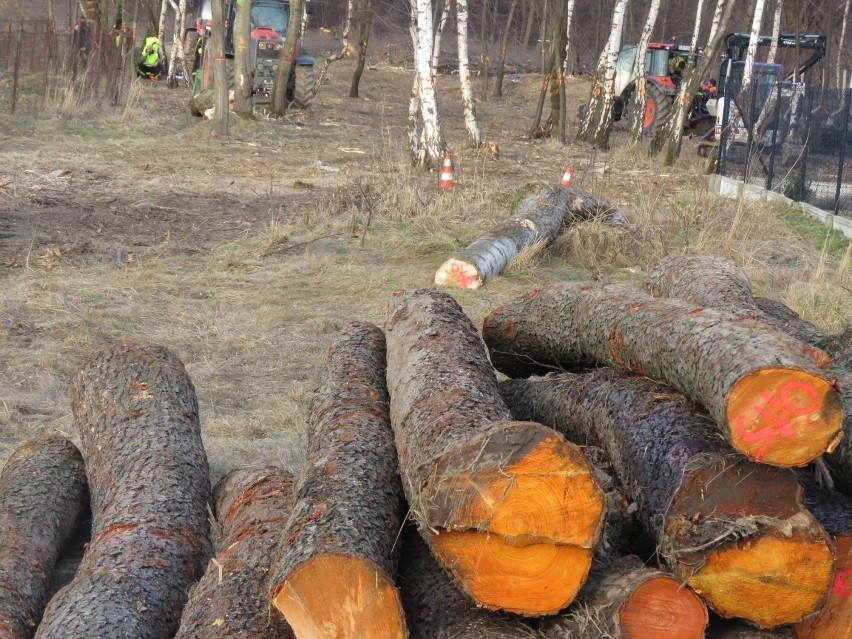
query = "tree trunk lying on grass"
xmin=540 ymin=555 xmax=708 ymax=639
xmin=793 ymin=477 xmax=852 ymax=639
xmin=500 ymin=370 xmax=835 ymax=628
xmin=645 ymin=254 xmax=831 ymax=349
xmin=434 ymin=185 xmax=627 ymax=290
xmin=175 ymin=466 xmax=295 ymax=639
xmin=0 ymin=435 xmax=88 ymax=639
xmin=483 ymin=282 xmax=844 ymax=468
xmin=36 ymin=343 xmax=212 ymax=639
xmin=385 ymin=289 xmax=605 ymax=616
xmin=271 ymin=322 xmax=407 ymax=639
xmin=398 ymin=527 xmax=535 ymax=639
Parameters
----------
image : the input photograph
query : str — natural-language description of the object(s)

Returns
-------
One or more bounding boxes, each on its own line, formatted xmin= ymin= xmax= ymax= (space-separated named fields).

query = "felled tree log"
xmin=385 ymin=289 xmax=605 ymax=616
xmin=398 ymin=527 xmax=535 ymax=639
xmin=645 ymin=255 xmax=830 ymax=349
xmin=0 ymin=436 xmax=88 ymax=639
xmin=792 ymin=478 xmax=852 ymax=639
xmin=271 ymin=322 xmax=407 ymax=639
xmin=483 ymin=282 xmax=843 ymax=468
xmin=175 ymin=466 xmax=295 ymax=639
xmin=712 ymin=621 xmax=795 ymax=638
xmin=540 ymin=555 xmax=708 ymax=639
xmin=500 ymin=370 xmax=835 ymax=628
xmin=35 ymin=343 xmax=213 ymax=639
xmin=434 ymin=185 xmax=626 ymax=290
xmin=827 ymin=326 xmax=852 ymax=372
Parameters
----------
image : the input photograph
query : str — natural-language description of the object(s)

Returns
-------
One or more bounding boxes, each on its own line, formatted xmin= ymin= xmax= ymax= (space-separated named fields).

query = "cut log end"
xmin=686 ymin=531 xmax=835 ymax=628
xmin=272 ymin=554 xmax=405 ymax=639
xmin=793 ymin=534 xmax=852 ymax=639
xmin=618 ymin=576 xmax=708 ymax=639
xmin=727 ymin=368 xmax=844 ymax=466
xmin=434 ymin=258 xmax=483 ymax=289
xmin=430 ymin=530 xmax=594 ymax=615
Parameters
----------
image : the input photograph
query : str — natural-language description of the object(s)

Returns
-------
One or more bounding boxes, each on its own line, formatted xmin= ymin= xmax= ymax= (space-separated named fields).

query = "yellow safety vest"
xmin=141 ymin=37 xmax=160 ymax=66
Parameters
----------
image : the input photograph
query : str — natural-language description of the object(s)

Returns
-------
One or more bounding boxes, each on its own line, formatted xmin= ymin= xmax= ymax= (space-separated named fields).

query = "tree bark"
xmin=713 ymin=621 xmax=795 ymax=638
xmin=767 ymin=0 xmax=783 ymax=63
xmin=742 ymin=0 xmax=767 ymax=86
xmin=499 ymin=369 xmax=835 ymax=628
xmin=434 ymin=185 xmax=627 ymax=290
xmin=429 ymin=0 xmax=450 ymax=82
xmin=35 ymin=343 xmax=212 ymax=639
xmin=456 ymin=0 xmax=482 ymax=147
xmin=837 ymin=0 xmax=851 ymax=89
xmin=645 ymin=254 xmax=831 ymax=349
xmin=558 ymin=0 xmax=577 ymax=142
xmin=349 ymin=0 xmax=374 ymax=98
xmin=398 ymin=527 xmax=535 ymax=639
xmin=630 ymin=0 xmax=662 ymax=141
xmin=211 ymin=0 xmax=229 ymax=134
xmin=232 ymin=0 xmax=252 ymax=112
xmin=0 ymin=436 xmax=88 ymax=639
xmin=482 ymin=282 xmax=844 ymax=468
xmin=493 ymin=0 xmax=518 ymax=97
xmin=271 ymin=322 xmax=406 ymax=639
xmin=271 ymin=0 xmax=302 ymax=116
xmin=174 ymin=466 xmax=295 ymax=639
xmin=412 ymin=0 xmax=445 ymax=168
xmin=540 ymin=556 xmax=708 ymax=639
xmin=384 ymin=289 xmax=605 ymax=616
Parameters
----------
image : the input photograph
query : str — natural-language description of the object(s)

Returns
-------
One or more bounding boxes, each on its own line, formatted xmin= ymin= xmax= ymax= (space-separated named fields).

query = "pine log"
xmin=500 ymin=370 xmax=835 ymax=628
xmin=645 ymin=255 xmax=830 ymax=349
xmin=35 ymin=343 xmax=213 ymax=639
xmin=398 ymin=527 xmax=535 ymax=639
xmin=540 ymin=555 xmax=708 ymax=639
xmin=385 ymin=289 xmax=605 ymax=616
xmin=483 ymin=281 xmax=843 ymax=468
xmin=792 ymin=479 xmax=852 ymax=639
xmin=434 ymin=185 xmax=627 ymax=290
xmin=175 ymin=465 xmax=296 ymax=639
xmin=0 ymin=435 xmax=88 ymax=639
xmin=271 ymin=322 xmax=407 ymax=639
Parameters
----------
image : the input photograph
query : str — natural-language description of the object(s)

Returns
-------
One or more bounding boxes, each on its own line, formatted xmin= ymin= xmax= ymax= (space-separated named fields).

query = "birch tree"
xmin=314 ymin=0 xmax=354 ymax=92
xmin=232 ymin=0 xmax=252 ymax=111
xmin=456 ymin=0 xmax=482 ymax=147
xmin=350 ymin=0 xmax=374 ymax=97
xmin=767 ymin=0 xmax=783 ymax=63
xmin=742 ymin=0 xmax=767 ymax=86
xmin=411 ymin=0 xmax=446 ymax=168
xmin=837 ymin=0 xmax=851 ymax=88
xmin=166 ymin=0 xmax=190 ymax=88
xmin=430 ymin=0 xmax=451 ymax=81
xmin=576 ymin=0 xmax=629 ymax=149
xmin=630 ymin=0 xmax=662 ymax=141
xmin=557 ymin=0 xmax=577 ymax=142
xmin=494 ymin=0 xmax=518 ymax=97
xmin=211 ymin=0 xmax=229 ymax=135
xmin=158 ymin=0 xmax=167 ymax=41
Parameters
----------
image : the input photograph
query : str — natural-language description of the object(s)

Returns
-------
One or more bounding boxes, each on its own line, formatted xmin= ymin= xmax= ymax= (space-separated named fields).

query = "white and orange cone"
xmin=439 ymin=151 xmax=455 ymax=190
xmin=560 ymin=165 xmax=574 ymax=186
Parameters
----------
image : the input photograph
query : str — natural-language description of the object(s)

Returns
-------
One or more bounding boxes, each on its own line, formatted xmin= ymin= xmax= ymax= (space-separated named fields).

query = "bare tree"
xmin=742 ymin=0 xmax=766 ymax=85
xmin=456 ymin=0 xmax=482 ymax=147
xmin=576 ymin=0 xmax=629 ymax=149
xmin=314 ymin=0 xmax=354 ymax=92
xmin=166 ymin=0 xmax=190 ymax=87
xmin=158 ymin=0 xmax=167 ymax=41
xmin=557 ymin=0 xmax=577 ymax=142
xmin=494 ymin=0 xmax=519 ymax=97
xmin=767 ymin=0 xmax=783 ymax=63
xmin=232 ymin=0 xmax=252 ymax=111
xmin=837 ymin=0 xmax=851 ymax=88
xmin=350 ymin=0 xmax=374 ymax=97
xmin=630 ymin=0 xmax=662 ymax=141
xmin=430 ymin=0 xmax=451 ymax=80
xmin=411 ymin=0 xmax=446 ymax=167
xmin=211 ymin=0 xmax=229 ymax=135
xmin=271 ymin=0 xmax=303 ymax=116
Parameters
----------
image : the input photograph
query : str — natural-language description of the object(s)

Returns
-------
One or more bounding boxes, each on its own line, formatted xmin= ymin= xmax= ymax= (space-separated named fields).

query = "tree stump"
xmin=0 ymin=435 xmax=88 ymax=639
xmin=35 ymin=343 xmax=212 ymax=639
xmin=483 ymin=282 xmax=843 ymax=467
xmin=271 ymin=322 xmax=407 ymax=639
xmin=175 ymin=465 xmax=296 ymax=639
xmin=500 ymin=370 xmax=835 ymax=628
xmin=385 ymin=289 xmax=605 ymax=615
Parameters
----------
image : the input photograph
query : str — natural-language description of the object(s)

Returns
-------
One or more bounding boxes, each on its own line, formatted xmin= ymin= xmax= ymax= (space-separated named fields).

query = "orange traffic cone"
xmin=439 ymin=151 xmax=455 ymax=190
xmin=560 ymin=166 xmax=574 ymax=186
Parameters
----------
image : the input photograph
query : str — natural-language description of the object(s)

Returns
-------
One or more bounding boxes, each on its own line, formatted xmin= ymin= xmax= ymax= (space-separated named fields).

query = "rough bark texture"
xmin=645 ymin=254 xmax=830 ymax=349
xmin=483 ymin=282 xmax=843 ymax=467
xmin=434 ymin=185 xmax=627 ymax=289
xmin=500 ymin=370 xmax=835 ymax=628
xmin=174 ymin=465 xmax=295 ymax=639
xmin=0 ymin=436 xmax=88 ymax=639
xmin=271 ymin=322 xmax=406 ymax=638
xmin=712 ymin=621 xmax=795 ymax=638
xmin=385 ymin=289 xmax=605 ymax=616
xmin=397 ymin=527 xmax=534 ymax=639
xmin=541 ymin=555 xmax=707 ymax=639
xmin=827 ymin=327 xmax=852 ymax=373
xmin=35 ymin=343 xmax=213 ymax=639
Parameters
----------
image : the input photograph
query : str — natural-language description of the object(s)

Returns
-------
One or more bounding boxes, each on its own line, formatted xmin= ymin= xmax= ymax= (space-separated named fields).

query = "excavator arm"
xmin=724 ymin=33 xmax=826 ymax=80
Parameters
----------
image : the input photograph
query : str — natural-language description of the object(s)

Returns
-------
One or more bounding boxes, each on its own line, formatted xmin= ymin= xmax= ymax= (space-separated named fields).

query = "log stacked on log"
xmin=483 ymin=281 xmax=843 ymax=467
xmin=712 ymin=621 xmax=795 ymax=638
xmin=0 ymin=435 xmax=88 ymax=639
xmin=271 ymin=322 xmax=407 ymax=639
xmin=175 ymin=465 xmax=295 ymax=639
xmin=385 ymin=289 xmax=605 ymax=615
xmin=540 ymin=555 xmax=708 ymax=639
xmin=500 ymin=370 xmax=835 ymax=628
xmin=35 ymin=343 xmax=212 ymax=639
xmin=434 ymin=185 xmax=627 ymax=290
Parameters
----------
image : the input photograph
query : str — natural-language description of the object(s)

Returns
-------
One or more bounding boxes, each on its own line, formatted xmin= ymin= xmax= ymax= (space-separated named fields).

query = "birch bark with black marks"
xmin=838 ymin=0 xmax=851 ymax=89
xmin=429 ymin=0 xmax=450 ymax=82
xmin=631 ymin=0 xmax=662 ymax=141
xmin=456 ymin=0 xmax=482 ymax=147
xmin=767 ymin=0 xmax=783 ymax=63
xmin=742 ymin=0 xmax=767 ymax=86
xmin=411 ymin=0 xmax=445 ymax=168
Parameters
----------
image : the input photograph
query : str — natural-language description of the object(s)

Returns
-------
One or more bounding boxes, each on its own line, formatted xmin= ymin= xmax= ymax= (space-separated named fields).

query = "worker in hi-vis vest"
xmin=137 ymin=35 xmax=165 ymax=79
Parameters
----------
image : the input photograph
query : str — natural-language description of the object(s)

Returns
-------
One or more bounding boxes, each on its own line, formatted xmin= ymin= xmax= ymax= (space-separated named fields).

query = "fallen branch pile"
xmin=0 ymin=252 xmax=847 ymax=638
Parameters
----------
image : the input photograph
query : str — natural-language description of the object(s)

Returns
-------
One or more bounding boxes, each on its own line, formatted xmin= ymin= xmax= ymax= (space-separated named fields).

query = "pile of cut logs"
xmin=0 ymin=254 xmax=849 ymax=639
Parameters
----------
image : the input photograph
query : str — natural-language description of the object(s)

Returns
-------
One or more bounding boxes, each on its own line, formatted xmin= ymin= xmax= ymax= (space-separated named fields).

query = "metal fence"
xmin=717 ymin=78 xmax=852 ymax=218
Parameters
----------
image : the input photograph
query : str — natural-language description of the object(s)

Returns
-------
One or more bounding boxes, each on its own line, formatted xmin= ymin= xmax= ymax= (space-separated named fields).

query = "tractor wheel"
xmin=628 ymin=82 xmax=672 ymax=136
xmin=292 ymin=64 xmax=315 ymax=109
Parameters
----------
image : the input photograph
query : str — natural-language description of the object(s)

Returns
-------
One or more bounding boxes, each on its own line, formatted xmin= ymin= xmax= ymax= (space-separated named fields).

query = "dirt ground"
xmin=0 ymin=45 xmax=848 ymax=481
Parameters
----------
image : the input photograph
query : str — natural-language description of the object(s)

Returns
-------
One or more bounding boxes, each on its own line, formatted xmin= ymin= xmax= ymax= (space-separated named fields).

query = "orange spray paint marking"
xmin=449 ymin=262 xmax=476 ymax=288
xmin=832 ymin=568 xmax=852 ymax=598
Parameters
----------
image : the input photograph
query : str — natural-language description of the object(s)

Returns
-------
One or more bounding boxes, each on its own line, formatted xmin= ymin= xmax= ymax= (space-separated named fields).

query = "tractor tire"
xmin=292 ymin=64 xmax=315 ymax=109
xmin=628 ymin=82 xmax=672 ymax=136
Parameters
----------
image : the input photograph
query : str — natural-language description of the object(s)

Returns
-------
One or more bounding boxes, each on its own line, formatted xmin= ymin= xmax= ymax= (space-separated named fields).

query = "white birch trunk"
xmin=557 ymin=0 xmax=577 ymax=140
xmin=837 ymin=0 xmax=851 ymax=88
xmin=158 ymin=0 xmax=168 ymax=42
xmin=413 ymin=0 xmax=444 ymax=168
xmin=301 ymin=0 xmax=309 ymax=38
xmin=408 ymin=6 xmax=422 ymax=162
xmin=166 ymin=0 xmax=188 ymax=86
xmin=631 ymin=0 xmax=662 ymax=141
xmin=430 ymin=0 xmax=450 ymax=81
xmin=742 ymin=0 xmax=767 ymax=86
xmin=561 ymin=0 xmax=577 ymax=79
xmin=456 ymin=0 xmax=482 ymax=148
xmin=767 ymin=0 xmax=783 ymax=63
